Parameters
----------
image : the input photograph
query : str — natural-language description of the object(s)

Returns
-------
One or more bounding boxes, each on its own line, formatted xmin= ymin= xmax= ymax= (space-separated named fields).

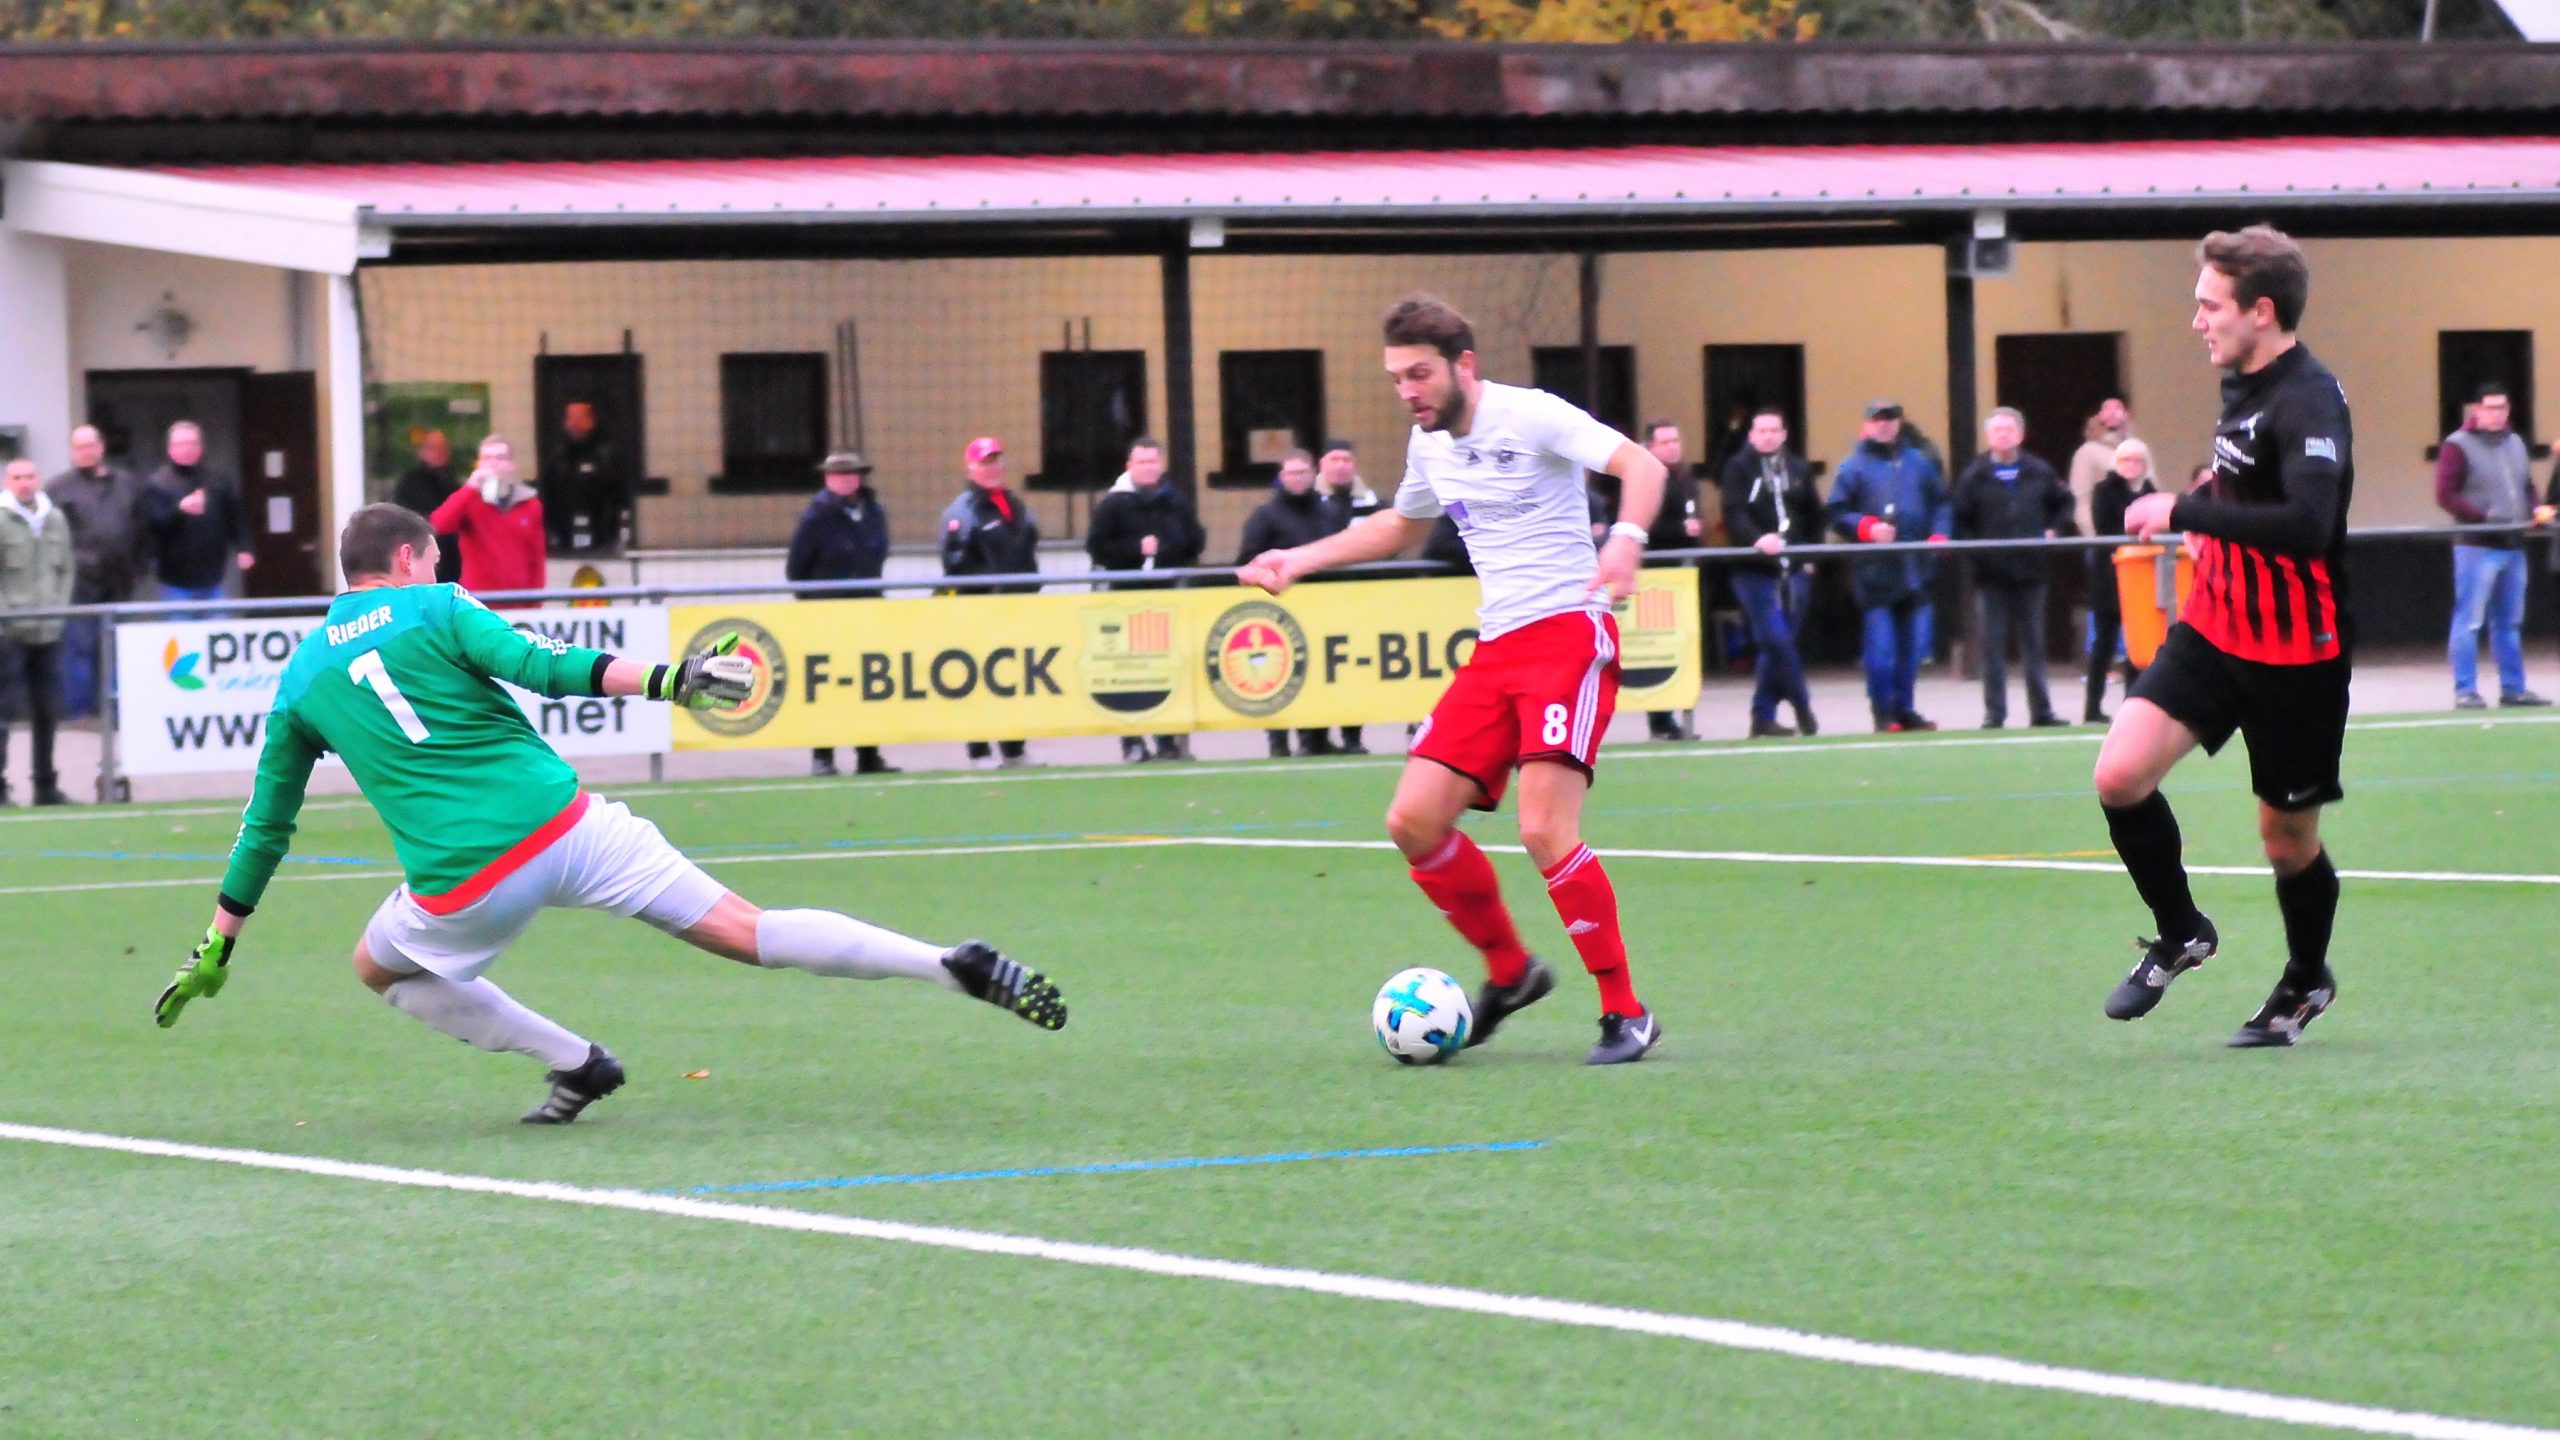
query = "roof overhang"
xmin=0 ymin=159 xmax=367 ymax=273
xmin=21 ymin=134 xmax=2560 ymax=270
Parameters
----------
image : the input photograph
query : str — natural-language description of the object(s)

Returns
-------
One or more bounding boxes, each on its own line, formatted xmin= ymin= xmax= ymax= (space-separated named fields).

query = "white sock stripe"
xmin=1545 ymin=845 xmax=1596 ymax=888
xmin=1413 ymin=833 xmax=1466 ymax=871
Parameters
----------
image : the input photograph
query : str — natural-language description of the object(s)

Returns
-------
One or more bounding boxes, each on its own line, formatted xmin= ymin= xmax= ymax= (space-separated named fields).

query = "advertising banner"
xmin=670 ymin=569 xmax=1699 ymax=749
xmin=115 ymin=604 xmax=671 ymax=776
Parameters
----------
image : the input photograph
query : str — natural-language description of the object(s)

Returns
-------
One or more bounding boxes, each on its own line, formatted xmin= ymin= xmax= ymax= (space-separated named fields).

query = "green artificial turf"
xmin=4 ymin=716 xmax=2556 ymax=1438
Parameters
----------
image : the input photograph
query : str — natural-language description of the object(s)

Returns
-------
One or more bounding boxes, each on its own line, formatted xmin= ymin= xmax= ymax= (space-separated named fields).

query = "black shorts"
xmin=2131 ymin=622 xmax=2350 ymax=812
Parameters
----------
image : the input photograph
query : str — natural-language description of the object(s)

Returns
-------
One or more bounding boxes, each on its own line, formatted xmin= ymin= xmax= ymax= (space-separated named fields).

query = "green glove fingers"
xmin=155 ymin=925 xmax=236 ymax=1030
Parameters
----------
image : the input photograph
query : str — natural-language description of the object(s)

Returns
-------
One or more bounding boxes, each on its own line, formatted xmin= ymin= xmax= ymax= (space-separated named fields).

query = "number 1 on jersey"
xmin=348 ymin=650 xmax=431 ymax=743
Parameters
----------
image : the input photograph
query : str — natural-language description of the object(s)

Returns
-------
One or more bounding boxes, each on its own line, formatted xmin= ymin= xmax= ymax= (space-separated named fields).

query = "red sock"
xmin=1409 ymin=832 xmax=1530 ymax=986
xmin=1542 ymin=845 xmax=1640 ymax=1015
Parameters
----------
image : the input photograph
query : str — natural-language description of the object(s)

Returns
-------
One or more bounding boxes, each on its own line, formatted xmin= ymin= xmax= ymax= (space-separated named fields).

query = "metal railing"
xmin=27 ymin=519 xmax=2528 ymax=803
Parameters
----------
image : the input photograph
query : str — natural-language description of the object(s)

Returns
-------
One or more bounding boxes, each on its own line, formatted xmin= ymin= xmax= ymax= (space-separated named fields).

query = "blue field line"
xmin=673 ymin=1139 xmax=1548 ymax=1196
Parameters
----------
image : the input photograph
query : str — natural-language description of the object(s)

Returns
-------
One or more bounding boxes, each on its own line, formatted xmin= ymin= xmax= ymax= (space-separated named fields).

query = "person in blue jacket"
xmin=786 ymin=450 xmax=897 ymax=776
xmin=1827 ymin=400 xmax=1951 ymax=732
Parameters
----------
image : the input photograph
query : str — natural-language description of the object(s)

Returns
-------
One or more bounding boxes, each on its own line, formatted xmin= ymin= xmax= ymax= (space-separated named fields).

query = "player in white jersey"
xmin=1239 ymin=296 xmax=1669 ymax=1064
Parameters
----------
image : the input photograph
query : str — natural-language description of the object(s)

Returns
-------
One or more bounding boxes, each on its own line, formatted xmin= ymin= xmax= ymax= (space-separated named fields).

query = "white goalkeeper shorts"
xmin=363 ymin=794 xmax=728 ymax=983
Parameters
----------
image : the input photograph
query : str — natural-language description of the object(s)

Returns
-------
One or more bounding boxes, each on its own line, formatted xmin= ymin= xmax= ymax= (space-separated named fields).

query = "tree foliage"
xmin=0 ymin=0 xmax=2515 ymax=42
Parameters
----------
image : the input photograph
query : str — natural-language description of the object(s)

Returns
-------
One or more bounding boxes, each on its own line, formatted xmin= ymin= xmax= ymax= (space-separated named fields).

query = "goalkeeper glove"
xmin=155 ymin=926 xmax=235 ymax=1029
xmin=648 ymin=632 xmax=757 ymax=711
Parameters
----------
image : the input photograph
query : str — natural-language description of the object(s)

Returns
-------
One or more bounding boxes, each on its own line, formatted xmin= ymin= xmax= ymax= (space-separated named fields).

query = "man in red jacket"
xmin=430 ymin=436 xmax=549 ymax=607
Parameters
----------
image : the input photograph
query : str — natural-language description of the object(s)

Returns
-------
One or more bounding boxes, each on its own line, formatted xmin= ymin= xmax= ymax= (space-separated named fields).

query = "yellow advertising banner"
xmin=670 ymin=568 xmax=1699 ymax=751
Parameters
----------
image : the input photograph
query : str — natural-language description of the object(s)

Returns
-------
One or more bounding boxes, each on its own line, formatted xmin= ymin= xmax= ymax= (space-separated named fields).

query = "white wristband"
xmin=1608 ymin=522 xmax=1648 ymax=544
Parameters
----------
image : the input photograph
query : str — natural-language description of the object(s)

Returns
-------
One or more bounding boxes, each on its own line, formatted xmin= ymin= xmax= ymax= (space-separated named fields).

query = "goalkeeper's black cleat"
xmin=521 ymin=1044 xmax=626 ymax=1125
xmin=1464 ymin=956 xmax=1556 ymax=1049
xmin=2229 ymin=973 xmax=2336 ymax=1048
xmin=943 ymin=941 xmax=1067 ymax=1031
xmin=1585 ymin=1008 xmax=1662 ymax=1066
xmin=2105 ymin=915 xmax=2218 ymax=1021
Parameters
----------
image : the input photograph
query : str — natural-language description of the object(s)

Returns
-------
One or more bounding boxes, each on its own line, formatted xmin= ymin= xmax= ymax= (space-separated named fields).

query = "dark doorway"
xmin=85 ymin=368 xmax=247 ymax=483
xmin=534 ymin=352 xmax=646 ymax=552
xmin=1531 ymin=345 xmax=1637 ymax=439
xmin=1215 ymin=349 xmax=1325 ymax=489
xmin=1991 ymin=333 xmax=2123 ymax=475
xmin=1033 ymin=349 xmax=1148 ymax=492
xmin=2438 ymin=331 xmax=2537 ymax=451
xmin=239 ymin=372 xmax=324 ymax=598
xmin=1704 ymin=345 xmax=1807 ymax=476
xmin=1991 ymin=332 xmax=2123 ymax=669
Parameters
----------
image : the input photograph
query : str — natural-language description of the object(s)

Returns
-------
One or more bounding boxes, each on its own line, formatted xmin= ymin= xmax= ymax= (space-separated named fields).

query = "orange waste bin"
xmin=2112 ymin=545 xmax=2195 ymax=668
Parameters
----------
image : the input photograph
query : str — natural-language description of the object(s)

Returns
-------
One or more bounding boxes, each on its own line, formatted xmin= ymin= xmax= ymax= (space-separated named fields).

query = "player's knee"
xmin=2258 ymin=812 xmax=2321 ymax=872
xmin=1515 ymin=813 xmax=1579 ymax=870
xmin=1384 ymin=802 xmax=1450 ymax=860
xmin=2091 ymin=753 xmax=2154 ymax=809
xmin=351 ymin=944 xmax=400 ymax=994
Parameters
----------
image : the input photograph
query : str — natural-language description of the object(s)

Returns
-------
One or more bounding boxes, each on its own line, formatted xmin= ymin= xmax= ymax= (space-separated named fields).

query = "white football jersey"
xmin=1394 ymin=380 xmax=1629 ymax=640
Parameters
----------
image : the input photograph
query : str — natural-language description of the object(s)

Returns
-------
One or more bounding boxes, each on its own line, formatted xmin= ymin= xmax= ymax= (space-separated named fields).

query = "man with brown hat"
xmin=788 ymin=450 xmax=898 ymax=776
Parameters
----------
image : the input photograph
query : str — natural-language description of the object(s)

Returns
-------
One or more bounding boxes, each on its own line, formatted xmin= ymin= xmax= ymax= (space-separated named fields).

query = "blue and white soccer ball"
xmin=1373 ymin=966 xmax=1474 ymax=1064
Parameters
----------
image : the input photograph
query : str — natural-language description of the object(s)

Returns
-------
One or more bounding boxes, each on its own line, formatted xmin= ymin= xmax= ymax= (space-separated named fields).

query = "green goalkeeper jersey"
xmin=219 ymin=584 xmax=616 ymax=912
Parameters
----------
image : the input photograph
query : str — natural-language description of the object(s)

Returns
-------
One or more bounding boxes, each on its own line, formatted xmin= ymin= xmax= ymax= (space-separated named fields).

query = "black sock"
xmin=2102 ymin=791 xmax=2204 ymax=944
xmin=2274 ymin=849 xmax=2340 ymax=989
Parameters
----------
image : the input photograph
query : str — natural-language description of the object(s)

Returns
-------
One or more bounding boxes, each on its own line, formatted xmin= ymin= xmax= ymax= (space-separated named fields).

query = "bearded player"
xmin=155 ymin=503 xmax=1066 ymax=1123
xmin=1239 ymin=296 xmax=1669 ymax=1064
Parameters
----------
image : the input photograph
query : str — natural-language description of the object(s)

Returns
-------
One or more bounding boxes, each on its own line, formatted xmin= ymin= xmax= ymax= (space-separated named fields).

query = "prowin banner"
xmin=669 ymin=570 xmax=1700 ymax=750
xmin=115 ymin=605 xmax=672 ymax=776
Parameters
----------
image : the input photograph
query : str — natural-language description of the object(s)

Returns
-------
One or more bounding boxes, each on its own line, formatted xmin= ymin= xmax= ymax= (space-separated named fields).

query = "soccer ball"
xmin=1373 ymin=967 xmax=1473 ymax=1064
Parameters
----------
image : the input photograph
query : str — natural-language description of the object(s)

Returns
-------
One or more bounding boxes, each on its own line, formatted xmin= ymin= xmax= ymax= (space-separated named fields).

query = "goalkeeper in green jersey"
xmin=157 ymin=503 xmax=1065 ymax=1124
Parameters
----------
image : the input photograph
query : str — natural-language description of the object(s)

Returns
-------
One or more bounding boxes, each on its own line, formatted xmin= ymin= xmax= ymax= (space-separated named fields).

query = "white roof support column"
xmin=321 ymin=271 xmax=365 ymax=591
xmin=0 ymin=225 xmax=70 ymax=472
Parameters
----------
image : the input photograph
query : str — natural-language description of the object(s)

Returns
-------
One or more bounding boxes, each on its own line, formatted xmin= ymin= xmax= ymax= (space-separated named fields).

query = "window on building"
xmin=1034 ymin=350 xmax=1148 ymax=490
xmin=1216 ymin=349 xmax=1326 ymax=488
xmin=2438 ymin=330 xmax=2538 ymax=455
xmin=1703 ymin=345 xmax=1808 ymax=476
xmin=716 ymin=352 xmax=827 ymax=493
xmin=1531 ymin=345 xmax=1637 ymax=439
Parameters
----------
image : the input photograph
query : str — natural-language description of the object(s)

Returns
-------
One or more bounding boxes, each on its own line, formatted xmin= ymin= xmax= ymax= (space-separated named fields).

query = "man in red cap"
xmin=940 ymin=437 xmax=1042 ymax=768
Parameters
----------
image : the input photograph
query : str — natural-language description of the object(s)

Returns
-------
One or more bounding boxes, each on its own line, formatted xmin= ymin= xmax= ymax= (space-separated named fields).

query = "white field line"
xmin=9 ymin=831 xmax=2560 ymax=902
xmin=12 ymin=709 xmax=2555 ymax=828
xmin=0 ymin=1121 xmax=2547 ymax=1440
xmin=1168 ymin=836 xmax=2560 ymax=887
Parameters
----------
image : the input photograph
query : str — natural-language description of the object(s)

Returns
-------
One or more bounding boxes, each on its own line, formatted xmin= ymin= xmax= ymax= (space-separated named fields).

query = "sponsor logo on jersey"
xmin=1201 ymin=600 xmax=1309 ymax=719
xmin=1077 ymin=602 xmax=1182 ymax=716
xmin=684 ymin=617 xmax=787 ymax=737
xmin=2304 ymin=437 xmax=2338 ymax=462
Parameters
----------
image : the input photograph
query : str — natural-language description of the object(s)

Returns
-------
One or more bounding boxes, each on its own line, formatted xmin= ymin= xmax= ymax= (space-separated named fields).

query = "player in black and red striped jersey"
xmin=2092 ymin=225 xmax=2352 ymax=1048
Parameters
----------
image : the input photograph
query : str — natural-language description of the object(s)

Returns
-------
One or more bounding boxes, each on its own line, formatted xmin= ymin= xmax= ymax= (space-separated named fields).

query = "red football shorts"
xmin=1410 ymin=609 xmax=1620 ymax=809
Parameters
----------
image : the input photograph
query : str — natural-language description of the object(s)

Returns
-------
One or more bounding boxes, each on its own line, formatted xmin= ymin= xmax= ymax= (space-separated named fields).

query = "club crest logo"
xmin=1202 ymin=600 xmax=1309 ymax=719
xmin=1079 ymin=603 xmax=1182 ymax=715
xmin=683 ymin=617 xmax=786 ymax=737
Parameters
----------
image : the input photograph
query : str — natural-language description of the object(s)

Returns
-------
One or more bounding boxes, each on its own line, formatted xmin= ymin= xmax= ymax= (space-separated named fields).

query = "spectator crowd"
xmin=12 ymin=379 xmax=2551 ymax=795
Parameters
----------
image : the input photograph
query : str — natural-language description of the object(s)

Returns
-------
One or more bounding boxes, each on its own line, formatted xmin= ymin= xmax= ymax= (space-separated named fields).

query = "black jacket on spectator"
xmin=1237 ymin=486 xmax=1338 ymax=563
xmin=47 ymin=462 xmax=152 ymax=602
xmin=2086 ymin=471 xmax=2157 ymax=619
xmin=1583 ymin=471 xmax=1694 ymax=552
xmin=1423 ymin=514 xmax=1475 ymax=575
xmin=1318 ymin=486 xmax=1380 ymax=530
xmin=1653 ymin=465 xmax=1706 ymax=553
xmin=1718 ymin=448 xmax=1821 ymax=576
xmin=1953 ymin=451 xmax=2073 ymax=587
xmin=1086 ymin=483 xmax=1205 ymax=588
xmin=144 ymin=462 xmax=250 ymax=591
xmin=940 ymin=484 xmax=1042 ymax=592
xmin=391 ymin=461 xmax=464 ymax=583
xmin=786 ymin=488 xmax=891 ymax=587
